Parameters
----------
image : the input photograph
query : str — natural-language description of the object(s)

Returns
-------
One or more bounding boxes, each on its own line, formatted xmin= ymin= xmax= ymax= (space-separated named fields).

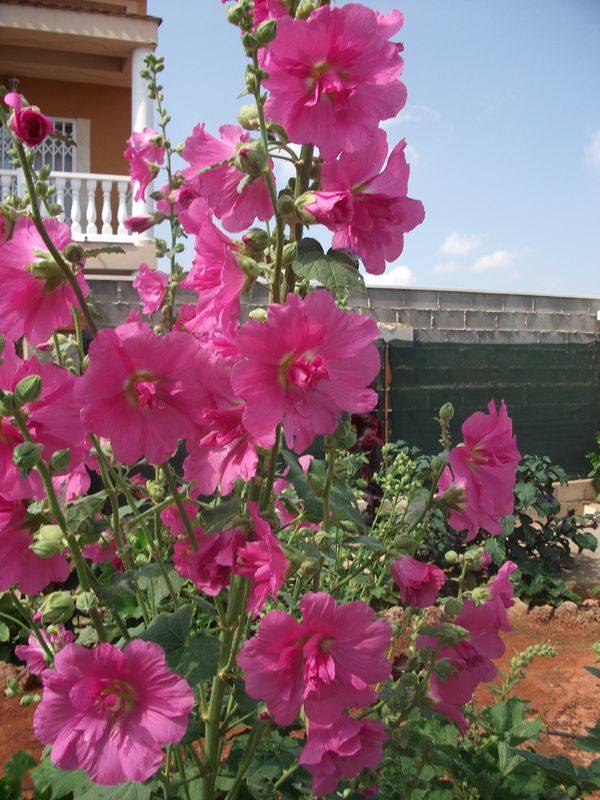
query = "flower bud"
xmin=14 ymin=374 xmax=42 ymax=405
xmin=469 ymin=586 xmax=492 ymax=605
xmin=242 ymin=227 xmax=269 ymax=253
xmin=276 ymin=193 xmax=298 ymax=221
xmin=432 ymin=622 xmax=468 ymax=647
xmin=295 ymin=0 xmax=317 ymax=18
xmin=49 ymin=448 xmax=71 ymax=474
xmin=294 ymin=192 xmax=317 ymax=223
xmin=30 ymin=538 xmax=62 ymax=559
xmin=63 ymin=243 xmax=86 ymax=264
xmin=145 ymin=479 xmax=164 ymax=502
xmin=76 ymin=592 xmax=97 ymax=613
xmin=248 ymin=308 xmax=268 ymax=322
xmin=281 ymin=241 xmax=298 ymax=265
xmin=235 ymin=253 xmax=260 ymax=279
xmin=234 ymin=142 xmax=268 ymax=177
xmin=255 ymin=19 xmax=277 ymax=45
xmin=443 ymin=597 xmax=463 ymax=619
xmin=439 ymin=402 xmax=454 ymax=424
xmin=444 ymin=549 xmax=459 ymax=564
xmin=13 ymin=441 xmax=43 ymax=476
xmin=20 ymin=695 xmax=34 ymax=707
xmin=38 ymin=524 xmax=64 ymax=545
xmin=39 ymin=591 xmax=74 ymax=624
xmin=438 ymin=484 xmax=466 ymax=512
xmin=391 ymin=535 xmax=418 ymax=554
xmin=237 ymin=103 xmax=260 ymax=131
xmin=430 ymin=452 xmax=448 ymax=473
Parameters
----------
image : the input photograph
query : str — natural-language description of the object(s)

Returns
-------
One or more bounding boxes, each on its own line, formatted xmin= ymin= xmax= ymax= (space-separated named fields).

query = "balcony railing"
xmin=0 ymin=168 xmax=148 ymax=244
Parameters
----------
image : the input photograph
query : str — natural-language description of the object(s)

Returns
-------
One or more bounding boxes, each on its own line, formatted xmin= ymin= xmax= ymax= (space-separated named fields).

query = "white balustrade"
xmin=0 ymin=169 xmax=149 ymax=244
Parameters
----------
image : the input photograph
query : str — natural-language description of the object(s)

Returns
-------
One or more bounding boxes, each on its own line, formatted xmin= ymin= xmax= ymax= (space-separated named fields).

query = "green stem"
xmin=7 ymin=589 xmax=55 ymax=663
xmin=322 ymin=440 xmax=336 ymax=533
xmin=273 ymin=762 xmax=300 ymax=791
xmin=52 ymin=331 xmax=65 ymax=368
xmin=260 ymin=425 xmax=282 ymax=511
xmin=174 ymin=749 xmax=191 ymax=800
xmin=224 ymin=720 xmax=269 ymax=800
xmin=71 ymin=305 xmax=84 ymax=365
xmin=162 ymin=462 xmax=199 ymax=549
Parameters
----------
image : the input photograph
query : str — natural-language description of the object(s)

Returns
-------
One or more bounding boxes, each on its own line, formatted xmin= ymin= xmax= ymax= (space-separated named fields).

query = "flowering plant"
xmin=0 ymin=2 xmax=587 ymax=799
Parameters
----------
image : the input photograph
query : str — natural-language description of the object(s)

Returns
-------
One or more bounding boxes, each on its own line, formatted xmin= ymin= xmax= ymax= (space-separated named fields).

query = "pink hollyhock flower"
xmin=418 ymin=561 xmax=516 ymax=731
xmin=299 ymin=716 xmax=388 ymax=797
xmin=52 ymin=464 xmax=91 ymax=503
xmin=4 ymin=92 xmax=54 ymax=146
xmin=182 ymin=124 xmax=273 ymax=232
xmin=262 ymin=4 xmax=406 ymax=158
xmin=438 ymin=401 xmax=520 ymax=540
xmin=234 ymin=501 xmax=288 ymax=617
xmin=83 ymin=534 xmax=125 ymax=573
xmin=160 ymin=498 xmax=199 ymax=538
xmin=75 ymin=321 xmax=211 ymax=465
xmin=0 ymin=217 xmax=89 ymax=345
xmin=232 ymin=291 xmax=380 ymax=453
xmin=124 ymin=128 xmax=164 ymax=202
xmin=133 ymin=263 xmax=168 ymax=315
xmin=124 ymin=215 xmax=155 ymax=234
xmin=157 ymin=176 xmax=201 ymax=219
xmin=304 ymin=131 xmax=425 ymax=274
xmin=0 ymin=353 xmax=88 ymax=500
xmin=180 ymin=199 xmax=246 ymax=333
xmin=391 ymin=556 xmax=445 ymax=609
xmin=238 ymin=592 xmax=391 ymax=725
xmin=15 ymin=625 xmax=75 ymax=675
xmin=34 ymin=640 xmax=194 ymax=785
xmin=273 ymin=455 xmax=318 ymax=529
xmin=173 ymin=526 xmax=245 ymax=596
xmin=0 ymin=497 xmax=70 ymax=595
xmin=183 ymin=352 xmax=267 ymax=497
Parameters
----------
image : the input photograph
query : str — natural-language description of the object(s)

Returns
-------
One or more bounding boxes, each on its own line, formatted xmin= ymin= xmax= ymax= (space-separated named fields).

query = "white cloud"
xmin=404 ymin=143 xmax=420 ymax=165
xmin=382 ymin=104 xmax=441 ymax=131
xmin=432 ymin=260 xmax=458 ymax=275
xmin=439 ymin=232 xmax=483 ymax=256
xmin=585 ymin=130 xmax=600 ymax=170
xmin=364 ymin=264 xmax=415 ymax=287
xmin=471 ymin=249 xmax=515 ymax=273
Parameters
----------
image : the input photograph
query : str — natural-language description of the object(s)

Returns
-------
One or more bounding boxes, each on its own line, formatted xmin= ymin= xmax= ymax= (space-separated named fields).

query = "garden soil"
xmin=3 ymin=603 xmax=600 ymax=789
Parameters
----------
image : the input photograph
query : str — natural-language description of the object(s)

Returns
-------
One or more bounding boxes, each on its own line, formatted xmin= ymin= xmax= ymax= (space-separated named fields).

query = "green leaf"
xmin=292 ymin=238 xmax=365 ymax=296
xmin=31 ymin=759 xmax=154 ymax=799
xmin=179 ymin=632 xmax=221 ymax=684
xmin=0 ymin=620 xmax=10 ymax=641
xmin=201 ymin=497 xmax=242 ymax=533
xmin=0 ymin=750 xmax=36 ymax=798
xmin=138 ymin=606 xmax=192 ymax=669
xmin=514 ymin=482 xmax=537 ymax=507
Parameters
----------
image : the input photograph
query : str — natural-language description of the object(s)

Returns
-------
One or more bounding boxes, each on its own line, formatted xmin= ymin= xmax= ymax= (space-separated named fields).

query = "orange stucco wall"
xmin=1 ymin=77 xmax=131 ymax=175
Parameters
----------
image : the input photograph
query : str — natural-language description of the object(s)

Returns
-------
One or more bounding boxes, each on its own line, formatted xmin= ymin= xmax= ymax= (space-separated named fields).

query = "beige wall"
xmin=1 ymin=76 xmax=131 ymax=175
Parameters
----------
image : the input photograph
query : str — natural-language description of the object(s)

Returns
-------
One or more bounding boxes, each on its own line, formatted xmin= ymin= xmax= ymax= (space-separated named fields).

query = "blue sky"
xmin=148 ymin=0 xmax=600 ymax=294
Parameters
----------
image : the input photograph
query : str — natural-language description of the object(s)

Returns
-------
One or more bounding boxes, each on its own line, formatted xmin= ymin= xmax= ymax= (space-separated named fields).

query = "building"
xmin=0 ymin=0 xmax=160 ymax=274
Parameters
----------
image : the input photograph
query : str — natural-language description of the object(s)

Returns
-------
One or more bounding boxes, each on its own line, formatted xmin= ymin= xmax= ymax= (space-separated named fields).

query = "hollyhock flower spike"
xmin=0 ymin=497 xmax=70 ymax=595
xmin=75 ymin=321 xmax=212 ymax=464
xmin=15 ymin=625 xmax=75 ymax=675
xmin=4 ymin=92 xmax=54 ymax=146
xmin=232 ymin=291 xmax=380 ymax=453
xmin=34 ymin=640 xmax=194 ymax=785
xmin=304 ymin=130 xmax=425 ymax=274
xmin=234 ymin=501 xmax=288 ymax=617
xmin=391 ymin=555 xmax=445 ymax=609
xmin=238 ymin=592 xmax=391 ymax=726
xmin=221 ymin=0 xmax=288 ymax=29
xmin=0 ymin=217 xmax=89 ymax=345
xmin=182 ymin=124 xmax=274 ymax=232
xmin=299 ymin=716 xmax=388 ymax=797
xmin=133 ymin=263 xmax=168 ymax=315
xmin=124 ymin=127 xmax=164 ymax=202
xmin=262 ymin=4 xmax=407 ymax=158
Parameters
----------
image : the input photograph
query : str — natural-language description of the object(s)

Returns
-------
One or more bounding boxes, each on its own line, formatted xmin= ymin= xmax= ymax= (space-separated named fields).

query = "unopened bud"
xmin=15 ymin=374 xmax=42 ymax=405
xmin=248 ymin=308 xmax=268 ymax=322
xmin=39 ymin=591 xmax=74 ymax=624
xmin=49 ymin=448 xmax=71 ymax=474
xmin=391 ymin=535 xmax=418 ymax=554
xmin=255 ymin=18 xmax=277 ymax=45
xmin=30 ymin=538 xmax=62 ymax=559
xmin=276 ymin=194 xmax=297 ymax=221
xmin=48 ymin=203 xmax=64 ymax=217
xmin=443 ymin=597 xmax=463 ymax=619
xmin=295 ymin=192 xmax=317 ymax=223
xmin=281 ymin=241 xmax=298 ymax=265
xmin=439 ymin=485 xmax=466 ymax=512
xmin=235 ymin=254 xmax=260 ymax=279
xmin=295 ymin=0 xmax=317 ymax=19
xmin=469 ymin=586 xmax=492 ymax=605
xmin=237 ymin=103 xmax=260 ymax=131
xmin=242 ymin=227 xmax=269 ymax=253
xmin=234 ymin=142 xmax=268 ymax=177
xmin=432 ymin=622 xmax=468 ymax=647
xmin=241 ymin=32 xmax=259 ymax=53
xmin=13 ymin=441 xmax=43 ymax=476
xmin=444 ymin=549 xmax=459 ymax=564
xmin=145 ymin=480 xmax=164 ymax=502
xmin=63 ymin=243 xmax=85 ymax=264
xmin=20 ymin=695 xmax=34 ymax=707
xmin=439 ymin=402 xmax=454 ymax=424
xmin=38 ymin=524 xmax=64 ymax=545
xmin=430 ymin=452 xmax=448 ymax=473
